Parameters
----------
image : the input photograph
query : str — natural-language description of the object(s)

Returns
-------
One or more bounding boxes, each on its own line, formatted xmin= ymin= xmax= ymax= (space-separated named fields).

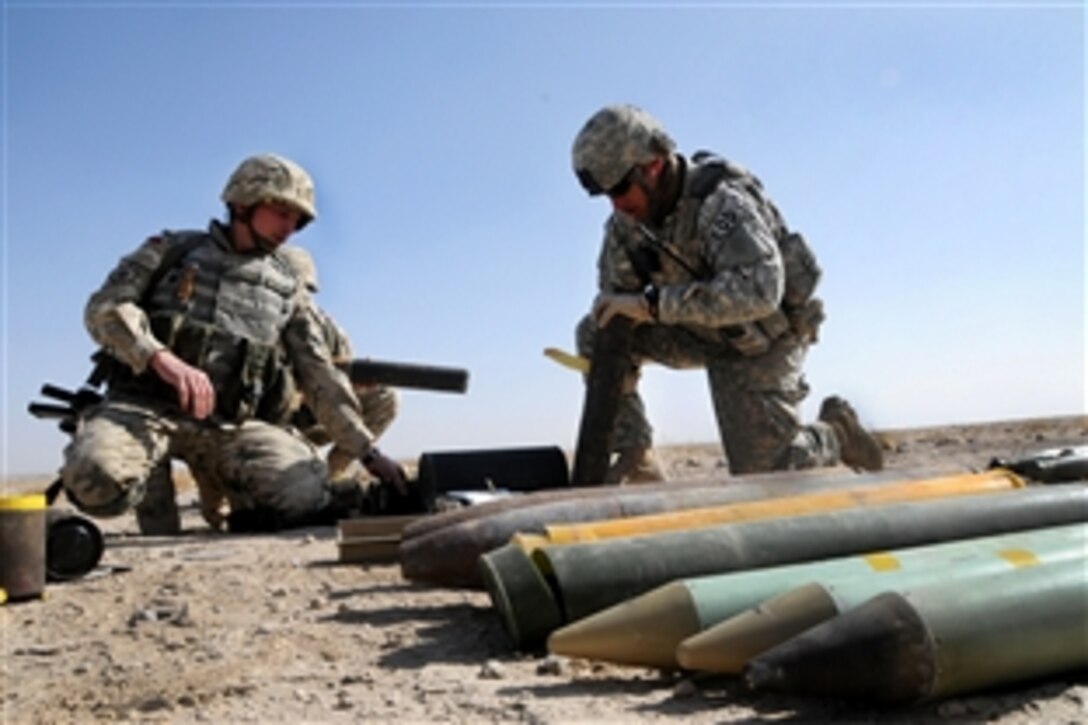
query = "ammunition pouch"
xmin=99 ymin=313 xmax=285 ymax=425
xmin=719 ymin=229 xmax=824 ymax=355
xmin=720 ymin=309 xmax=786 ymax=357
xmin=720 ymin=298 xmax=825 ymax=356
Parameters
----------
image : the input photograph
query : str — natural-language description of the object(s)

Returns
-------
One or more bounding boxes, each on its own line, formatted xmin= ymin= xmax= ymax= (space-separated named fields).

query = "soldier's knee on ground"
xmin=62 ymin=467 xmax=146 ymax=518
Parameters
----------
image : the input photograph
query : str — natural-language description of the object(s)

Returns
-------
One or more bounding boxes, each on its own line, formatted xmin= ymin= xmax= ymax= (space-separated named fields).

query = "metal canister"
xmin=0 ymin=493 xmax=47 ymax=602
xmin=46 ymin=510 xmax=104 ymax=581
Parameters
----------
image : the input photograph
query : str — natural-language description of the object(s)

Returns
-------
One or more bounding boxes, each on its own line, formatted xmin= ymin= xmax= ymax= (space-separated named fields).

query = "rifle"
xmin=27 ymin=383 xmax=104 ymax=435
xmin=341 ymin=359 xmax=469 ymax=394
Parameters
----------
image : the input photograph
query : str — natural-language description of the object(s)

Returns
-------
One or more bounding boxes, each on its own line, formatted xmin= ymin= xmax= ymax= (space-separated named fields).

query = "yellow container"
xmin=540 ymin=470 xmax=1025 ymax=545
xmin=0 ymin=493 xmax=47 ymax=602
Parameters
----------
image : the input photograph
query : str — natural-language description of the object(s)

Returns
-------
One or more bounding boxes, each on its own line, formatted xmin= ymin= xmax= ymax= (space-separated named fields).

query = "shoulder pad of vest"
xmin=269 ymin=248 xmax=299 ymax=280
xmin=688 ymin=151 xmax=761 ymax=200
xmin=159 ymin=229 xmax=209 ymax=249
xmin=687 ymin=151 xmax=735 ymax=199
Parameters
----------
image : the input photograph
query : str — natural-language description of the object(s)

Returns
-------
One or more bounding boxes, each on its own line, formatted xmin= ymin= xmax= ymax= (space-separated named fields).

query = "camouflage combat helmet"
xmin=221 ymin=153 xmax=317 ymax=229
xmin=572 ymin=105 xmax=675 ymax=196
xmin=279 ymin=245 xmax=319 ymax=292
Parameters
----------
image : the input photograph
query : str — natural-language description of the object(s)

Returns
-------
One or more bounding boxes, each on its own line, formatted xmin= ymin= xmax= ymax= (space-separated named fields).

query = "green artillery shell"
xmin=745 ymin=557 xmax=1088 ymax=703
xmin=676 ymin=523 xmax=1086 ymax=673
xmin=502 ymin=484 xmax=1088 ymax=650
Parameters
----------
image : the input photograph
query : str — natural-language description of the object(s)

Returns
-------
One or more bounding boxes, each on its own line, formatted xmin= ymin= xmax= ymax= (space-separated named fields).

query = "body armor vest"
xmin=108 ymin=228 xmax=300 ymax=422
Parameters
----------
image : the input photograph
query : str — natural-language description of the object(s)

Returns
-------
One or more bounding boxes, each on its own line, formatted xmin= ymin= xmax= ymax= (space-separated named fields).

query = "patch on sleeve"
xmin=711 ymin=209 xmax=740 ymax=239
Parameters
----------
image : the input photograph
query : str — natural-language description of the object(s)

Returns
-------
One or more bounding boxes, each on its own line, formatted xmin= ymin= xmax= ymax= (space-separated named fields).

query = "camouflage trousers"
xmin=61 ymin=396 xmax=331 ymax=528
xmin=576 ymin=315 xmax=841 ymax=475
xmin=303 ymin=386 xmax=399 ymax=480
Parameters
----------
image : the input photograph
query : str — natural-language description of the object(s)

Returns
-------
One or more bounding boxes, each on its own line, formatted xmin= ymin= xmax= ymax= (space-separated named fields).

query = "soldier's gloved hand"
xmin=362 ymin=448 xmax=408 ymax=495
xmin=149 ymin=349 xmax=216 ymax=420
xmin=593 ymin=292 xmax=653 ymax=328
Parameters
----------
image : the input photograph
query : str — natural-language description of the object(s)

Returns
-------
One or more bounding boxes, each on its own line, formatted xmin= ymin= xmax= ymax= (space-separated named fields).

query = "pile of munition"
xmin=400 ymin=445 xmax=1087 ymax=706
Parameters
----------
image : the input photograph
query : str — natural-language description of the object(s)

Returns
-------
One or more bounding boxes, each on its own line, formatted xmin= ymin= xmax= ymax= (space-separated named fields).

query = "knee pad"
xmin=64 ymin=471 xmax=145 ymax=518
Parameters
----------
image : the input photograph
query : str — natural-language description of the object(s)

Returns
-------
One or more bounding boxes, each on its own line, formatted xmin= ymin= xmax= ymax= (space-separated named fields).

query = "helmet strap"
xmin=224 ymin=203 xmax=276 ymax=253
xmin=228 ymin=205 xmax=277 ymax=255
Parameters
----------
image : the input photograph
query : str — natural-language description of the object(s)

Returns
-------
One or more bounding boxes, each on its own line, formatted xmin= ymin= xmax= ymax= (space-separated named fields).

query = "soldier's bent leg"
xmin=706 ymin=338 xmax=839 ymax=475
xmin=194 ymin=421 xmax=333 ymax=529
xmin=325 ymin=385 xmax=401 ymax=481
xmin=356 ymin=385 xmax=399 ymax=439
xmin=61 ymin=401 xmax=173 ymax=518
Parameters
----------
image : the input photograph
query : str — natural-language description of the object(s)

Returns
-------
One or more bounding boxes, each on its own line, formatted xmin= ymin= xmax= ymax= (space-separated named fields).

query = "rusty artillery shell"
xmin=402 ymin=467 xmax=935 ymax=589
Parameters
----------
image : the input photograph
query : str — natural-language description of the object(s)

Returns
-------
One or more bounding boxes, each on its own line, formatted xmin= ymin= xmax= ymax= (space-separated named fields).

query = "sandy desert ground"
xmin=2 ymin=414 xmax=1086 ymax=724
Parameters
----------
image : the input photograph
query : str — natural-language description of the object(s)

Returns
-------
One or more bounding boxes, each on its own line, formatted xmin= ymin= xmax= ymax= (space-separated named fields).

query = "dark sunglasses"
xmin=606 ymin=167 xmax=636 ymax=198
xmin=576 ymin=166 xmax=636 ymax=197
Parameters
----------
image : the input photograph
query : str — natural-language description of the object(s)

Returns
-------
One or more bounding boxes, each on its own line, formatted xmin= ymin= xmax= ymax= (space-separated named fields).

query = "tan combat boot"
xmin=605 ymin=446 xmax=667 ymax=484
xmin=819 ymin=396 xmax=884 ymax=472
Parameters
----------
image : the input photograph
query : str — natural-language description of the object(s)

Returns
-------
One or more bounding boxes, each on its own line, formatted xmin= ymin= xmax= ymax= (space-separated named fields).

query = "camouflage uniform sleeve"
xmin=596 ymin=215 xmax=645 ymax=293
xmin=84 ymin=236 xmax=173 ymax=374
xmin=656 ymin=184 xmax=785 ymax=327
xmin=284 ymin=294 xmax=375 ymax=458
xmin=318 ymin=309 xmax=354 ymax=365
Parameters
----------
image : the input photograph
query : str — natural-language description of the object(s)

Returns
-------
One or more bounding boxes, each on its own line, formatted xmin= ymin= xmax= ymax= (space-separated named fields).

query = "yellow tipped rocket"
xmin=539 ymin=469 xmax=1024 ymax=545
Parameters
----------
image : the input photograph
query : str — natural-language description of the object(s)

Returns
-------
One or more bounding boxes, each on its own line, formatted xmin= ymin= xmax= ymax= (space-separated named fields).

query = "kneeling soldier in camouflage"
xmin=61 ymin=153 xmax=404 ymax=534
xmin=571 ymin=105 xmax=883 ymax=480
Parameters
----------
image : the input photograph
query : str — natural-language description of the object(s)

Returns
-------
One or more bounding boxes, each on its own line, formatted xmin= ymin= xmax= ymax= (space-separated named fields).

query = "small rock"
xmin=340 ymin=674 xmax=373 ymax=686
xmin=937 ymin=701 xmax=970 ymax=718
xmin=536 ymin=656 xmax=564 ymax=676
xmin=672 ymin=679 xmax=698 ymax=698
xmin=128 ymin=609 xmax=158 ymax=626
xmin=136 ymin=695 xmax=172 ymax=712
xmin=334 ymin=690 xmax=353 ymax=710
xmin=13 ymin=644 xmax=60 ymax=656
xmin=479 ymin=660 xmax=506 ymax=679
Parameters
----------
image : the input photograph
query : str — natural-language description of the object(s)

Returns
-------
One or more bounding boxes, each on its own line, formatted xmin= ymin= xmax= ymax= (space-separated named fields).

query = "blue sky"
xmin=2 ymin=1 xmax=1084 ymax=476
